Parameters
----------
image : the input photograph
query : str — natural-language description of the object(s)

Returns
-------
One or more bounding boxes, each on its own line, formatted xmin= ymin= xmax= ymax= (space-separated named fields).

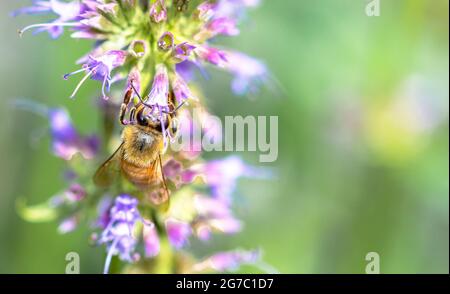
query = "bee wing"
xmin=93 ymin=142 xmax=124 ymax=188
xmin=145 ymin=155 xmax=170 ymax=207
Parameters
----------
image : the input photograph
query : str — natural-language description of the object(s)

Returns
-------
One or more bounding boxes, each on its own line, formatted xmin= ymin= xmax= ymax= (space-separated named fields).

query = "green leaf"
xmin=16 ymin=197 xmax=58 ymax=223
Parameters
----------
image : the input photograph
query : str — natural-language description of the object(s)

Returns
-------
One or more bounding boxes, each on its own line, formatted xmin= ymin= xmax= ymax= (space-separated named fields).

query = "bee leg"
xmin=119 ymin=88 xmax=133 ymax=125
xmin=128 ymin=106 xmax=137 ymax=125
xmin=159 ymin=154 xmax=170 ymax=200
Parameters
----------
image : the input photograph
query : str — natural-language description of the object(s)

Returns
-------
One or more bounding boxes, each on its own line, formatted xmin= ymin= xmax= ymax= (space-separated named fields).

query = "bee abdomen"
xmin=121 ymin=160 xmax=158 ymax=186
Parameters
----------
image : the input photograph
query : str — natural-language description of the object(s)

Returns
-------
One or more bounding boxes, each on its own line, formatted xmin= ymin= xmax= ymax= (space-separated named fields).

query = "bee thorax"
xmin=136 ymin=132 xmax=155 ymax=148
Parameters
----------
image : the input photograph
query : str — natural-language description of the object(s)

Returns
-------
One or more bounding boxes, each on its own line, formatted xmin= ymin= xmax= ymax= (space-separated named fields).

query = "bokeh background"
xmin=0 ymin=0 xmax=448 ymax=273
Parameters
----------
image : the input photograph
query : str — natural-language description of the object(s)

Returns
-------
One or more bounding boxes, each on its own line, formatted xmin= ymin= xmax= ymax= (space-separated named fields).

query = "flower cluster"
xmin=15 ymin=0 xmax=269 ymax=101
xmin=15 ymin=0 xmax=273 ymax=274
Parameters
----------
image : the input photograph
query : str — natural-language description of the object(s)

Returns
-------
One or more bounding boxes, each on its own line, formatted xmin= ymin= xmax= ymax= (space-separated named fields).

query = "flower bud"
xmin=157 ymin=31 xmax=174 ymax=51
xmin=172 ymin=42 xmax=196 ymax=63
xmin=149 ymin=0 xmax=167 ymax=23
xmin=130 ymin=40 xmax=147 ymax=57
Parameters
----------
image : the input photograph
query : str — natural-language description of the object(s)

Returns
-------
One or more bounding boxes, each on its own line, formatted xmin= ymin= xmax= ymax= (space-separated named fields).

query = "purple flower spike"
xmin=172 ymin=42 xmax=196 ymax=63
xmin=149 ymin=0 xmax=167 ymax=23
xmin=143 ymin=222 xmax=160 ymax=257
xmin=64 ymin=50 xmax=127 ymax=100
xmin=98 ymin=195 xmax=141 ymax=274
xmin=165 ymin=218 xmax=192 ymax=249
xmin=15 ymin=0 xmax=84 ymax=39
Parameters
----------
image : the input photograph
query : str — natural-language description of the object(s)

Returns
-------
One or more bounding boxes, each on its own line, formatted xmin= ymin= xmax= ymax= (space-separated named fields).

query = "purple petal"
xmin=64 ymin=183 xmax=86 ymax=202
xmin=147 ymin=64 xmax=169 ymax=107
xmin=193 ymin=249 xmax=260 ymax=272
xmin=58 ymin=216 xmax=78 ymax=234
xmin=172 ymin=74 xmax=195 ymax=103
xmin=143 ymin=223 xmax=160 ymax=257
xmin=165 ymin=218 xmax=192 ymax=249
xmin=172 ymin=42 xmax=196 ymax=63
xmin=196 ymin=46 xmax=228 ymax=67
xmin=149 ymin=0 xmax=167 ymax=23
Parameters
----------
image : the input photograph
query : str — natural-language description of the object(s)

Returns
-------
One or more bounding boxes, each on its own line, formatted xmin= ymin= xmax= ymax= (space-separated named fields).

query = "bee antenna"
xmin=129 ymin=80 xmax=144 ymax=101
xmin=130 ymin=80 xmax=156 ymax=110
xmin=162 ymin=101 xmax=186 ymax=114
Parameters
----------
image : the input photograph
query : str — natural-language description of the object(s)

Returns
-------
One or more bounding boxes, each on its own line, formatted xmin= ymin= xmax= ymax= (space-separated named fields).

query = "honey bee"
xmin=94 ymin=82 xmax=183 ymax=205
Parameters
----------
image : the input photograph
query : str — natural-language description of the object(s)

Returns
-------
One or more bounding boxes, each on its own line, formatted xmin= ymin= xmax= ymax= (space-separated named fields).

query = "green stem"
xmin=153 ymin=236 xmax=175 ymax=273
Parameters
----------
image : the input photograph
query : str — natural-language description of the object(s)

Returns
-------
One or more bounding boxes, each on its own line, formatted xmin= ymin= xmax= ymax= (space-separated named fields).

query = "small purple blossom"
xmin=64 ymin=183 xmax=87 ymax=202
xmin=64 ymin=50 xmax=127 ymax=100
xmin=172 ymin=42 xmax=196 ymax=63
xmin=158 ymin=31 xmax=174 ymax=51
xmin=172 ymin=73 xmax=195 ymax=104
xmin=15 ymin=0 xmax=85 ymax=39
xmin=195 ymin=17 xmax=239 ymax=41
xmin=165 ymin=218 xmax=192 ymax=249
xmin=49 ymin=108 xmax=99 ymax=160
xmin=201 ymin=155 xmax=260 ymax=204
xmin=149 ymin=0 xmax=167 ymax=23
xmin=95 ymin=196 xmax=113 ymax=229
xmin=208 ymin=250 xmax=260 ymax=271
xmin=193 ymin=249 xmax=260 ymax=272
xmin=207 ymin=17 xmax=240 ymax=36
xmin=129 ymin=40 xmax=148 ymax=57
xmin=147 ymin=64 xmax=170 ymax=108
xmin=214 ymin=0 xmax=261 ymax=20
xmin=58 ymin=215 xmax=78 ymax=234
xmin=196 ymin=46 xmax=228 ymax=67
xmin=223 ymin=51 xmax=269 ymax=95
xmin=126 ymin=68 xmax=142 ymax=100
xmin=193 ymin=195 xmax=242 ymax=240
xmin=50 ymin=183 xmax=86 ymax=208
xmin=176 ymin=61 xmax=200 ymax=82
xmin=196 ymin=1 xmax=216 ymax=21
xmin=143 ymin=222 xmax=160 ymax=257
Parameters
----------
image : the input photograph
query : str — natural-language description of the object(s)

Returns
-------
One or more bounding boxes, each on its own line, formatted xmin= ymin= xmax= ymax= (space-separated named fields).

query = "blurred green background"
xmin=0 ymin=0 xmax=448 ymax=273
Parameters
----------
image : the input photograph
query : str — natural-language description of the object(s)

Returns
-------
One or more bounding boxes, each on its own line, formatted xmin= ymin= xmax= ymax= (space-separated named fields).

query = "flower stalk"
xmin=14 ymin=0 xmax=274 ymax=274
